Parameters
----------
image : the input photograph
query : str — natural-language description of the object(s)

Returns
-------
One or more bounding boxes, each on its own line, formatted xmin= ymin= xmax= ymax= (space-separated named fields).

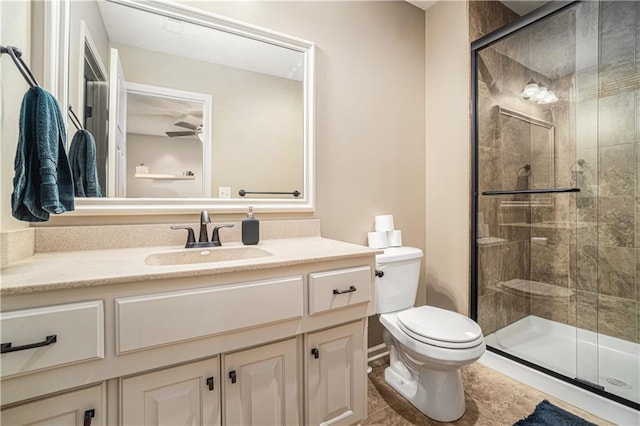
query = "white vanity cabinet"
xmin=121 ymin=357 xmax=221 ymax=426
xmin=306 ymin=321 xmax=366 ymax=426
xmin=119 ymin=337 xmax=300 ymax=426
xmin=223 ymin=338 xmax=299 ymax=425
xmin=1 ymin=250 xmax=376 ymax=426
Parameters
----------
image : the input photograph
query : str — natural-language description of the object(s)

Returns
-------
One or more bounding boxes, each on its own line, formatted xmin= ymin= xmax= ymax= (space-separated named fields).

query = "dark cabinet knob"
xmin=84 ymin=409 xmax=95 ymax=426
xmin=229 ymin=370 xmax=237 ymax=384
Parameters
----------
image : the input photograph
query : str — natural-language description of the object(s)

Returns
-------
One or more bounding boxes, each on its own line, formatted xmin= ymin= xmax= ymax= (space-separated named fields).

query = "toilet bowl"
xmin=375 ymin=247 xmax=486 ymax=422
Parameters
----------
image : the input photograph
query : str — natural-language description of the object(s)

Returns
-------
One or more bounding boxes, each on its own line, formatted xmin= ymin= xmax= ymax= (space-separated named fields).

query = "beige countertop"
xmin=0 ymin=237 xmax=380 ymax=295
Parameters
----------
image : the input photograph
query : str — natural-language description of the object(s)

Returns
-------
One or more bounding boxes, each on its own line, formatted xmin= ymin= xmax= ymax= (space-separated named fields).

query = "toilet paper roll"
xmin=374 ymin=215 xmax=395 ymax=232
xmin=367 ymin=231 xmax=389 ymax=249
xmin=387 ymin=230 xmax=402 ymax=247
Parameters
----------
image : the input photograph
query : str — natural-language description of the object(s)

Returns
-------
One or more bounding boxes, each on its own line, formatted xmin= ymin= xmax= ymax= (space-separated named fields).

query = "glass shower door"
xmin=474 ymin=0 xmax=640 ymax=407
xmin=583 ymin=0 xmax=639 ymax=403
xmin=572 ymin=0 xmax=600 ymax=392
xmin=474 ymin=0 xmax=601 ymax=400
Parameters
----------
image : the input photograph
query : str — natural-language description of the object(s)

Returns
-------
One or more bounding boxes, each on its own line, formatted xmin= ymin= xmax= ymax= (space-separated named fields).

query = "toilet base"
xmin=384 ymin=365 xmax=466 ymax=422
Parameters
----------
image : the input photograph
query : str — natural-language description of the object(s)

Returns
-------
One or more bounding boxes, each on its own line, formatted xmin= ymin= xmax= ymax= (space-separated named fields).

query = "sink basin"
xmin=145 ymin=246 xmax=272 ymax=266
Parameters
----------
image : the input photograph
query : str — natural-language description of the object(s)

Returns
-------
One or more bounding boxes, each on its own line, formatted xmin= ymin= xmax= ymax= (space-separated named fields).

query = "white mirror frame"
xmin=46 ymin=0 xmax=315 ymax=215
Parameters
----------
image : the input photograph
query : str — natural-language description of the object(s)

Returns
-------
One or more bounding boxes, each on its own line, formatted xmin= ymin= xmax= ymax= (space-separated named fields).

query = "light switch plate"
xmin=219 ymin=186 xmax=231 ymax=198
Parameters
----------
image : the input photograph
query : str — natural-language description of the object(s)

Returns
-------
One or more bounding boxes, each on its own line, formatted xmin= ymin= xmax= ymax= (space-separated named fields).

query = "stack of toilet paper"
xmin=367 ymin=215 xmax=402 ymax=248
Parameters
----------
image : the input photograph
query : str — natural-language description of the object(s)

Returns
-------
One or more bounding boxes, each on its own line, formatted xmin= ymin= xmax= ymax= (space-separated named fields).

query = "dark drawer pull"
xmin=375 ymin=269 xmax=384 ymax=278
xmin=229 ymin=370 xmax=237 ymax=384
xmin=84 ymin=409 xmax=95 ymax=426
xmin=1 ymin=334 xmax=57 ymax=354
xmin=311 ymin=348 xmax=319 ymax=359
xmin=206 ymin=376 xmax=215 ymax=391
xmin=333 ymin=285 xmax=356 ymax=295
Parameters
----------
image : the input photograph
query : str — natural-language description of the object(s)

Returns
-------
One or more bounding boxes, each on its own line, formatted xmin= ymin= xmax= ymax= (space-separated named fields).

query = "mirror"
xmin=60 ymin=0 xmax=315 ymax=213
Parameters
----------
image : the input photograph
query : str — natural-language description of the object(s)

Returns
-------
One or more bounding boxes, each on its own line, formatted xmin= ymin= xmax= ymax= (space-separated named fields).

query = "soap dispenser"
xmin=242 ymin=206 xmax=260 ymax=245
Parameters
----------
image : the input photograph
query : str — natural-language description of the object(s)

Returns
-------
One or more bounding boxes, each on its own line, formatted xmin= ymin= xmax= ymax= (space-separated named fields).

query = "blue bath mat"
xmin=514 ymin=400 xmax=597 ymax=426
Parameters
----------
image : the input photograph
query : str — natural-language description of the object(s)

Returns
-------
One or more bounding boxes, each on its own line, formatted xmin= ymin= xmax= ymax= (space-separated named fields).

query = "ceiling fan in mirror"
xmin=165 ymin=121 xmax=202 ymax=138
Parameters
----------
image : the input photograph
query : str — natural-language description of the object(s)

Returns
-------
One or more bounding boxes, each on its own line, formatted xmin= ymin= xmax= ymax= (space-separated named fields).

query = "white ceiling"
xmin=97 ymin=0 xmax=304 ymax=138
xmin=500 ymin=1 xmax=550 ymax=16
xmin=407 ymin=0 xmax=549 ymax=16
xmin=405 ymin=1 xmax=437 ymax=11
xmin=127 ymin=92 xmax=203 ymax=138
xmin=97 ymin=1 xmax=305 ymax=81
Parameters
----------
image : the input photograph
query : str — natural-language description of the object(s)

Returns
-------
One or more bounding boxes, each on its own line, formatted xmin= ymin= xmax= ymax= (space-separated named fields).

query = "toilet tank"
xmin=375 ymin=247 xmax=423 ymax=314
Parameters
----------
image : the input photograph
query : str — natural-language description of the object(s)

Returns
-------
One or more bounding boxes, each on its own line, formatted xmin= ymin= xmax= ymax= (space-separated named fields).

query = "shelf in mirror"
xmin=134 ymin=174 xmax=195 ymax=180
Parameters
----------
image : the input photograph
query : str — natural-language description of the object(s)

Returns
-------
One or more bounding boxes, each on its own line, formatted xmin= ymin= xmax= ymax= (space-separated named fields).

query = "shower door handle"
xmin=481 ymin=187 xmax=580 ymax=196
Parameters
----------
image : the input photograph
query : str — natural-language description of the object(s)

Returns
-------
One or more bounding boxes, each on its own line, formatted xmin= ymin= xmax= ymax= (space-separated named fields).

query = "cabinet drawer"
xmin=116 ymin=276 xmax=304 ymax=353
xmin=0 ymin=301 xmax=104 ymax=378
xmin=1 ymin=383 xmax=106 ymax=425
xmin=308 ymin=266 xmax=371 ymax=315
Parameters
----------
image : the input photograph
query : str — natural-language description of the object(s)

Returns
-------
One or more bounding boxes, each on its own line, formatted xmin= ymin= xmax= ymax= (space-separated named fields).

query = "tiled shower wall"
xmin=474 ymin=1 xmax=639 ymax=344
xmin=569 ymin=1 xmax=639 ymax=344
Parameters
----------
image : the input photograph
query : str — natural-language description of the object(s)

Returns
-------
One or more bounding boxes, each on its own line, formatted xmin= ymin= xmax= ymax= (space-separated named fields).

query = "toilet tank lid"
xmin=376 ymin=247 xmax=423 ymax=263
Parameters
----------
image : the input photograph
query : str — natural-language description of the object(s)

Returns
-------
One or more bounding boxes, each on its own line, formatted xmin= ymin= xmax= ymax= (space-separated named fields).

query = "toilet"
xmin=375 ymin=247 xmax=485 ymax=422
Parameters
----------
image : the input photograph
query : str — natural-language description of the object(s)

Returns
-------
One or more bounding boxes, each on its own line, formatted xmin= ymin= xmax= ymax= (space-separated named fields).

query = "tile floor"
xmin=363 ymin=356 xmax=612 ymax=425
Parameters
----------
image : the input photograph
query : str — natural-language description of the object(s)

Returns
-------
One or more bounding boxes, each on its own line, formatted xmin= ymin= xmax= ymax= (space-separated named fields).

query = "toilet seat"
xmin=396 ymin=306 xmax=483 ymax=349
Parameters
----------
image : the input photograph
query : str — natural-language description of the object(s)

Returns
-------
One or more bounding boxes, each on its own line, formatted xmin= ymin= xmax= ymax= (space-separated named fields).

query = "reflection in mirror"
xmin=125 ymin=84 xmax=211 ymax=198
xmin=63 ymin=0 xmax=315 ymax=212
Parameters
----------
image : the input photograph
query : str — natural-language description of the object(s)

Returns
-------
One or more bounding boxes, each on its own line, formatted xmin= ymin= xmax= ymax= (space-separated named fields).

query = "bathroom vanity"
xmin=0 ymin=221 xmax=378 ymax=425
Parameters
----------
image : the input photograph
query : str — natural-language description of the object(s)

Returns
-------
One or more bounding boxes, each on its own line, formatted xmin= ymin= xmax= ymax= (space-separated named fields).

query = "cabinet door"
xmin=1 ymin=383 xmax=105 ymax=426
xmin=223 ymin=338 xmax=299 ymax=425
xmin=306 ymin=321 xmax=365 ymax=426
xmin=121 ymin=357 xmax=220 ymax=426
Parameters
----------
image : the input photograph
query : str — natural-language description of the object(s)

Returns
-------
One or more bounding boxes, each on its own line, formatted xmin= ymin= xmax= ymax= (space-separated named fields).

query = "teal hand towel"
xmin=12 ymin=87 xmax=75 ymax=222
xmin=69 ymin=129 xmax=102 ymax=197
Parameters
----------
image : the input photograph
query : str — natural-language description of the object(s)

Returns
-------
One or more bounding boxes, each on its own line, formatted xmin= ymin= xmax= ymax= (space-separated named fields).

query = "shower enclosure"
xmin=471 ymin=1 xmax=639 ymax=409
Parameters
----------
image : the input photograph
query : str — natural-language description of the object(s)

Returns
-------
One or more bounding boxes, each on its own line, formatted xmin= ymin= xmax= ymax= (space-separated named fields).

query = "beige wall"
xmin=1 ymin=1 xmax=31 ymax=232
xmin=1 ymin=1 xmax=426 ymax=347
xmin=187 ymin=1 xmax=426 ymax=250
xmin=176 ymin=1 xmax=427 ymax=348
xmin=425 ymin=1 xmax=470 ymax=315
xmin=68 ymin=0 xmax=110 ymax=119
xmin=127 ymin=134 xmax=203 ymax=198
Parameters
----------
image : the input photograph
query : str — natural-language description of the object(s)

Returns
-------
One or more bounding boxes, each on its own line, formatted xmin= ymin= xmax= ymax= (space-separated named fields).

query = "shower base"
xmin=482 ymin=315 xmax=639 ymax=423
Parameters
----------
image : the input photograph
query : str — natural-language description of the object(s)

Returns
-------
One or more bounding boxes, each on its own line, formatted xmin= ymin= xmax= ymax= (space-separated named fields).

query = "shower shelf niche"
xmin=492 ymin=279 xmax=574 ymax=299
xmin=134 ymin=173 xmax=195 ymax=180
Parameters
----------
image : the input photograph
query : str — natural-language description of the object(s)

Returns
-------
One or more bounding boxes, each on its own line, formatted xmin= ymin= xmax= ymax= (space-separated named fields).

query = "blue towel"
xmin=514 ymin=400 xmax=597 ymax=426
xmin=12 ymin=87 xmax=75 ymax=222
xmin=69 ymin=129 xmax=102 ymax=197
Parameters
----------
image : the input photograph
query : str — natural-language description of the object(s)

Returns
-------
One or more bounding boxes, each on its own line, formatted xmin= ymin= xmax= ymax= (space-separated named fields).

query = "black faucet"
xmin=199 ymin=210 xmax=211 ymax=243
xmin=170 ymin=225 xmax=197 ymax=248
xmin=171 ymin=210 xmax=235 ymax=248
xmin=211 ymin=225 xmax=235 ymax=247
